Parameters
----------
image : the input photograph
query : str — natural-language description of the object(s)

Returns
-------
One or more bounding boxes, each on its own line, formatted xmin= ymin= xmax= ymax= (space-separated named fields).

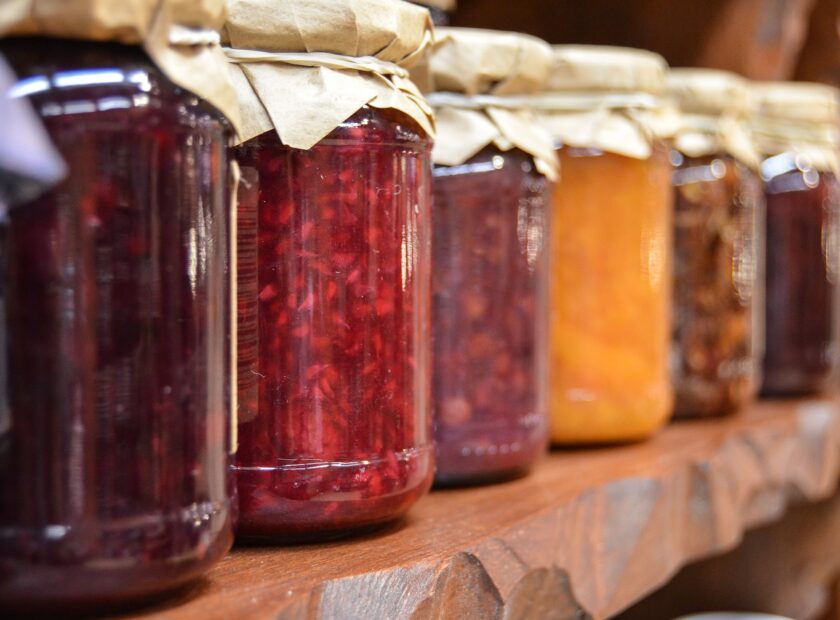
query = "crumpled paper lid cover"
xmin=539 ymin=45 xmax=669 ymax=160
xmin=415 ymin=26 xmax=558 ymax=179
xmin=667 ymin=68 xmax=750 ymax=116
xmin=223 ymin=0 xmax=435 ymax=149
xmin=749 ymin=81 xmax=840 ymax=173
xmin=666 ymin=68 xmax=759 ymax=168
xmin=546 ymin=44 xmax=666 ymax=95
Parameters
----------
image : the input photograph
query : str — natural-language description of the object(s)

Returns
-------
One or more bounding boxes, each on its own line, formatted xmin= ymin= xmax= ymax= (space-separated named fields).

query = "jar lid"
xmin=418 ymin=27 xmax=552 ymax=96
xmin=537 ymin=45 xmax=671 ymax=160
xmin=750 ymin=81 xmax=839 ymax=125
xmin=546 ymin=45 xmax=667 ymax=95
xmin=415 ymin=27 xmax=558 ymax=180
xmin=749 ymin=81 xmax=840 ymax=173
xmin=223 ymin=0 xmax=435 ymax=148
xmin=666 ymin=68 xmax=758 ymax=168
xmin=0 ymin=0 xmax=241 ymax=131
xmin=667 ymin=68 xmax=750 ymax=116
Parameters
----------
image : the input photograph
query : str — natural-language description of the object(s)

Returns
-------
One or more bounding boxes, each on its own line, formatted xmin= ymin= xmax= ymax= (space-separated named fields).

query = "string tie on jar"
xmin=223 ymin=48 xmax=409 ymax=80
xmin=427 ymin=91 xmax=662 ymax=112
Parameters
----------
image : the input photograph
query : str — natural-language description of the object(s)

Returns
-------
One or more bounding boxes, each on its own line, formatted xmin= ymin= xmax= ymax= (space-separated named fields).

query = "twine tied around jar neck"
xmin=533 ymin=91 xmax=676 ymax=160
xmin=423 ymin=91 xmax=559 ymax=181
xmin=223 ymin=48 xmax=410 ymax=81
xmin=168 ymin=25 xmax=222 ymax=46
xmin=750 ymin=116 xmax=840 ymax=171
xmin=674 ymin=112 xmax=761 ymax=171
xmin=428 ymin=91 xmax=663 ymax=112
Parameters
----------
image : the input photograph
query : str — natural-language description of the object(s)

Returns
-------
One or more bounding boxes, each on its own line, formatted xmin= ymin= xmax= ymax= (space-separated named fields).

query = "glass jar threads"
xmin=750 ymin=82 xmax=840 ymax=396
xmin=419 ymin=28 xmax=557 ymax=485
xmin=540 ymin=46 xmax=674 ymax=443
xmin=666 ymin=69 xmax=764 ymax=417
xmin=226 ymin=0 xmax=435 ymax=540
xmin=0 ymin=1 xmax=238 ymax=611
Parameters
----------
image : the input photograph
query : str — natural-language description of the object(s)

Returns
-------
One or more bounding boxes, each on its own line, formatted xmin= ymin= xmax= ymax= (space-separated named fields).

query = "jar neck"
xmin=0 ymin=37 xmax=154 ymax=78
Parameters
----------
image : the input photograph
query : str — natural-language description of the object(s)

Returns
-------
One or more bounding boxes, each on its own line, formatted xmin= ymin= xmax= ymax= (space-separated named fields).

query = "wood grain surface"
xmin=618 ymin=492 xmax=840 ymax=620
xmin=115 ymin=398 xmax=840 ymax=620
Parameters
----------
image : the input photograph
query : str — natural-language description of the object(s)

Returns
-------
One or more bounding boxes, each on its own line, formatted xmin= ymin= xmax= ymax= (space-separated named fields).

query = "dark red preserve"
xmin=762 ymin=161 xmax=840 ymax=395
xmin=750 ymin=81 xmax=840 ymax=396
xmin=234 ymin=106 xmax=434 ymax=540
xmin=0 ymin=39 xmax=235 ymax=612
xmin=432 ymin=147 xmax=550 ymax=485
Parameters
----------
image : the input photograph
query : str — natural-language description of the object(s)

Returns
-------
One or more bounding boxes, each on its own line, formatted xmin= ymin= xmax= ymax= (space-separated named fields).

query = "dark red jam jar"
xmin=0 ymin=38 xmax=235 ymax=612
xmin=750 ymin=82 xmax=840 ymax=396
xmin=761 ymin=161 xmax=840 ymax=395
xmin=432 ymin=147 xmax=550 ymax=485
xmin=233 ymin=106 xmax=434 ymax=541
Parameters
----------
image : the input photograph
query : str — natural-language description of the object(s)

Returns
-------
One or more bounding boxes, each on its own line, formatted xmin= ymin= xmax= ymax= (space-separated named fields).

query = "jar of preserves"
xmin=666 ymin=69 xmax=764 ymax=417
xmin=0 ymin=1 xmax=239 ymax=613
xmin=539 ymin=46 xmax=674 ymax=444
xmin=417 ymin=28 xmax=557 ymax=485
xmin=225 ymin=0 xmax=435 ymax=540
xmin=750 ymin=82 xmax=840 ymax=396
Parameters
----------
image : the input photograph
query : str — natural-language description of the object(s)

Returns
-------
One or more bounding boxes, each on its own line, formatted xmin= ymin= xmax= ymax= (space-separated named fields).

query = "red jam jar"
xmin=226 ymin=0 xmax=435 ymax=542
xmin=432 ymin=147 xmax=551 ymax=484
xmin=750 ymin=82 xmax=840 ymax=396
xmin=0 ymin=38 xmax=235 ymax=612
xmin=233 ymin=106 xmax=434 ymax=540
xmin=419 ymin=28 xmax=556 ymax=485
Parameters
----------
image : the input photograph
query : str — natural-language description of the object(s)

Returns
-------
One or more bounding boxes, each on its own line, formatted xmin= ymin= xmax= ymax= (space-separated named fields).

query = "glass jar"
xmin=0 ymin=38 xmax=235 ymax=612
xmin=550 ymin=145 xmax=673 ymax=442
xmin=671 ymin=152 xmax=764 ymax=416
xmin=432 ymin=146 xmax=550 ymax=485
xmin=543 ymin=46 xmax=674 ymax=444
xmin=750 ymin=82 xmax=840 ymax=396
xmin=234 ymin=106 xmax=434 ymax=541
xmin=761 ymin=158 xmax=840 ymax=395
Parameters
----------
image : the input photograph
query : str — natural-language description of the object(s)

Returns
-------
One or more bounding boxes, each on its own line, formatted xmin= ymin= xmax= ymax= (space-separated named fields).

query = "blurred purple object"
xmin=0 ymin=54 xmax=65 ymax=208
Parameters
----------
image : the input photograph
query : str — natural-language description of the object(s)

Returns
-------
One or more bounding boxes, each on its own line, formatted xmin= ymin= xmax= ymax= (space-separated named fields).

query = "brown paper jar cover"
xmin=538 ymin=44 xmax=671 ymax=160
xmin=667 ymin=68 xmax=759 ymax=169
xmin=223 ymin=0 xmax=435 ymax=148
xmin=415 ymin=26 xmax=558 ymax=179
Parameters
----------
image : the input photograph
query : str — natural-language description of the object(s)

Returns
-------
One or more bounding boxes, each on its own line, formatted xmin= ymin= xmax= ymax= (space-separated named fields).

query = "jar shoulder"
xmin=1 ymin=37 xmax=227 ymax=128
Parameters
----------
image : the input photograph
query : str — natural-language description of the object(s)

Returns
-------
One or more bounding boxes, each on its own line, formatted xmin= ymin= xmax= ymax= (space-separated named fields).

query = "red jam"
xmin=762 ymin=159 xmax=840 ymax=395
xmin=233 ymin=106 xmax=434 ymax=540
xmin=432 ymin=147 xmax=550 ymax=485
xmin=0 ymin=39 xmax=234 ymax=612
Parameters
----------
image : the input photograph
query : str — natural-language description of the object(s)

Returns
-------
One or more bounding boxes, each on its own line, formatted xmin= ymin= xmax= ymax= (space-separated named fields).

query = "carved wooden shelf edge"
xmin=131 ymin=398 xmax=840 ymax=620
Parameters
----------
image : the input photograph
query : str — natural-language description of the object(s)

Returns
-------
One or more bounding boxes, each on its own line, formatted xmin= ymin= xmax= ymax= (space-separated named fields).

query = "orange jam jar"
xmin=539 ymin=46 xmax=674 ymax=443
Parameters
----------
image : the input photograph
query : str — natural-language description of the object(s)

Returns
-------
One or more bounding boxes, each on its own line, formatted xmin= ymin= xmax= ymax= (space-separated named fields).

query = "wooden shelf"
xmin=124 ymin=398 xmax=840 ymax=620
